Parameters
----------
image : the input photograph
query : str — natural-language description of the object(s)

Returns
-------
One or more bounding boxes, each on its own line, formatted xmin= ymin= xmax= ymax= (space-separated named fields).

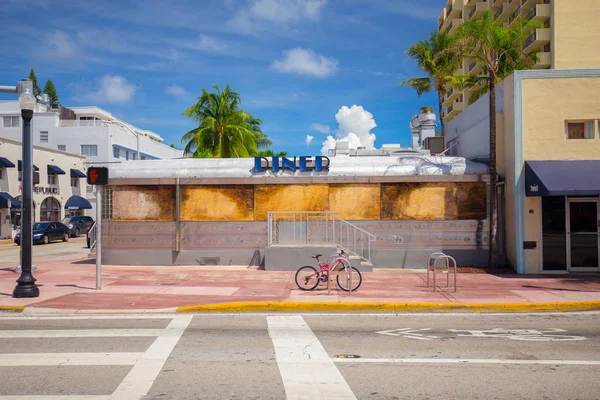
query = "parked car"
xmin=14 ymin=222 xmax=70 ymax=245
xmin=62 ymin=216 xmax=95 ymax=237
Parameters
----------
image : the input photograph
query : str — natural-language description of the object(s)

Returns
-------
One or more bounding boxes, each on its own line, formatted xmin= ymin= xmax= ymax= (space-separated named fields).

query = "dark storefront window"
xmin=542 ymin=196 xmax=567 ymax=271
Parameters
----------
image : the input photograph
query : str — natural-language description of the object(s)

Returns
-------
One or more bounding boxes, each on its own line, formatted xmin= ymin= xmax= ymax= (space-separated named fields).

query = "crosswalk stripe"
xmin=268 ymin=315 xmax=357 ymax=400
xmin=0 ymin=352 xmax=143 ymax=366
xmin=111 ymin=315 xmax=193 ymax=400
xmin=0 ymin=396 xmax=110 ymax=400
xmin=0 ymin=329 xmax=164 ymax=338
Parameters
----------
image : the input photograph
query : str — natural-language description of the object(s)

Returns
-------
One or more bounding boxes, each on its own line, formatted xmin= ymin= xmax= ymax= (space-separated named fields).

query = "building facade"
xmin=438 ymin=0 xmax=600 ymax=123
xmin=0 ymin=101 xmax=184 ymax=216
xmin=0 ymin=136 xmax=88 ymax=239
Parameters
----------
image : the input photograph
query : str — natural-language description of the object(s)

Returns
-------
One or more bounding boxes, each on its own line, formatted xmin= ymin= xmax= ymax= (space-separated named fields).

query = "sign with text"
xmin=253 ymin=156 xmax=330 ymax=173
xmin=86 ymin=167 xmax=109 ymax=186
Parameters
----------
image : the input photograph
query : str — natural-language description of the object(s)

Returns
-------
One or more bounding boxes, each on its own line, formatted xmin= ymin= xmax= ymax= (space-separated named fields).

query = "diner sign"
xmin=253 ymin=156 xmax=330 ymax=173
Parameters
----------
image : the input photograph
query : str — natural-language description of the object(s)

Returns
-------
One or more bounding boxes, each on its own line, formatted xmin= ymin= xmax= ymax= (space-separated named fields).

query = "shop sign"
xmin=253 ymin=156 xmax=330 ymax=173
xmin=33 ymin=187 xmax=59 ymax=194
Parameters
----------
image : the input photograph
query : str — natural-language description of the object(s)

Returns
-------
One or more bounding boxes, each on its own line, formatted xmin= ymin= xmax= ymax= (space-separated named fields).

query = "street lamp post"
xmin=13 ymin=79 xmax=39 ymax=298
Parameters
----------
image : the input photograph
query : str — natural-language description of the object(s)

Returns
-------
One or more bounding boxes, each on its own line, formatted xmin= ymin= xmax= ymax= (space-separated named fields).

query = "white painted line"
xmin=334 ymin=358 xmax=600 ymax=366
xmin=0 ymin=329 xmax=164 ymax=338
xmin=268 ymin=315 xmax=357 ymax=400
xmin=0 ymin=396 xmax=110 ymax=400
xmin=0 ymin=352 xmax=142 ymax=366
xmin=111 ymin=315 xmax=193 ymax=400
xmin=0 ymin=315 xmax=176 ymax=320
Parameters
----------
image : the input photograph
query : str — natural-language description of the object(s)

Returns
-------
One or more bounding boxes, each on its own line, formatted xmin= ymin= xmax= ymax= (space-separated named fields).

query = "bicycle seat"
xmin=311 ymin=254 xmax=322 ymax=259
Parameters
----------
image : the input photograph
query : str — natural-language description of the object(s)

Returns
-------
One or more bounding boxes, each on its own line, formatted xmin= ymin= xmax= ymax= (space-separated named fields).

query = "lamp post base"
xmin=13 ymin=272 xmax=39 ymax=298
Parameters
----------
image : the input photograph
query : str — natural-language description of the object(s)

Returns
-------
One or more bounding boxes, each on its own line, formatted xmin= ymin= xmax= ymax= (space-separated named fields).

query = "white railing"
xmin=60 ymin=120 xmax=110 ymax=128
xmin=267 ymin=211 xmax=376 ymax=263
xmin=87 ymin=221 xmax=97 ymax=250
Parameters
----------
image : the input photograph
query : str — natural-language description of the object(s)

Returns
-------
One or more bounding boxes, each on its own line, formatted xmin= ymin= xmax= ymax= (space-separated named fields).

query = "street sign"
xmin=86 ymin=167 xmax=108 ymax=186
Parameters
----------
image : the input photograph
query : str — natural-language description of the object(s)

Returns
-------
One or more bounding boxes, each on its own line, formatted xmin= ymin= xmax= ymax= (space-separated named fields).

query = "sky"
xmin=0 ymin=0 xmax=444 ymax=156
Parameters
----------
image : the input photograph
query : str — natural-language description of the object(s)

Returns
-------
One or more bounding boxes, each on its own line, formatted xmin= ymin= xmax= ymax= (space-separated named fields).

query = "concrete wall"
xmin=0 ymin=136 xmax=88 ymax=238
xmin=503 ymin=74 xmax=518 ymax=270
xmin=444 ymin=82 xmax=505 ymax=161
xmin=553 ymin=0 xmax=600 ymax=69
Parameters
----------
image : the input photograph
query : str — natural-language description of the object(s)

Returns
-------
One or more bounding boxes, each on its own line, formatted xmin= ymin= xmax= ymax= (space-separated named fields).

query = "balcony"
xmin=439 ymin=19 xmax=444 ymax=31
xmin=527 ymin=3 xmax=551 ymax=21
xmin=524 ymin=28 xmax=551 ymax=52
xmin=467 ymin=0 xmax=478 ymax=5
xmin=445 ymin=99 xmax=466 ymax=121
xmin=492 ymin=0 xmax=504 ymax=9
xmin=449 ymin=18 xmax=465 ymax=34
xmin=496 ymin=2 xmax=514 ymax=22
xmin=469 ymin=60 xmax=483 ymax=74
xmin=521 ymin=0 xmax=549 ymax=12
xmin=508 ymin=7 xmax=520 ymax=25
xmin=469 ymin=1 xmax=488 ymax=19
xmin=442 ymin=87 xmax=461 ymax=107
xmin=534 ymin=52 xmax=551 ymax=69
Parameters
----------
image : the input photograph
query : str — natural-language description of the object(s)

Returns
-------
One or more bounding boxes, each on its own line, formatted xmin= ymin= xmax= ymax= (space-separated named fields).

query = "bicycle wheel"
xmin=295 ymin=266 xmax=320 ymax=291
xmin=335 ymin=262 xmax=362 ymax=292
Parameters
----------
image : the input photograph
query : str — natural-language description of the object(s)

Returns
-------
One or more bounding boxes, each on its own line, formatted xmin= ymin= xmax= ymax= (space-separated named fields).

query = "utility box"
xmin=424 ymin=137 xmax=446 ymax=155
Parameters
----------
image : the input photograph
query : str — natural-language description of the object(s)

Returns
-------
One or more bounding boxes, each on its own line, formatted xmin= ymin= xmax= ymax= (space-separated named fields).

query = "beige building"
xmin=0 ymin=136 xmax=89 ymax=239
xmin=439 ymin=0 xmax=600 ymax=122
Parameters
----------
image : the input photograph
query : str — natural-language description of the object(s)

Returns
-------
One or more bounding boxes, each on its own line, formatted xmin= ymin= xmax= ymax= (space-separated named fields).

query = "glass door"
xmin=568 ymin=199 xmax=600 ymax=271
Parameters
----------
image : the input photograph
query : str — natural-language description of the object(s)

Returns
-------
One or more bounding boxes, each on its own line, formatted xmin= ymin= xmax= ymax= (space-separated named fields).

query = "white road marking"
xmin=0 ymin=396 xmax=110 ymax=400
xmin=111 ymin=314 xmax=193 ymax=400
xmin=267 ymin=315 xmax=356 ymax=400
xmin=334 ymin=358 xmax=600 ymax=366
xmin=0 ymin=352 xmax=142 ymax=366
xmin=376 ymin=328 xmax=440 ymax=340
xmin=0 ymin=329 xmax=164 ymax=338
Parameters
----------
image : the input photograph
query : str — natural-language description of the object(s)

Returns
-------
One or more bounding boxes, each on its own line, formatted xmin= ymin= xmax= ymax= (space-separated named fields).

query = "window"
xmin=48 ymin=173 xmax=57 ymax=185
xmin=132 ymin=153 xmax=137 ymax=160
xmin=566 ymin=120 xmax=594 ymax=139
xmin=57 ymin=145 xmax=66 ymax=151
xmin=71 ymin=177 xmax=78 ymax=187
xmin=113 ymin=146 xmax=120 ymax=158
xmin=40 ymin=131 xmax=49 ymax=143
xmin=0 ymin=168 xmax=3 ymax=179
xmin=141 ymin=155 xmax=146 ymax=160
xmin=3 ymin=116 xmax=20 ymax=127
xmin=81 ymin=145 xmax=98 ymax=156
xmin=126 ymin=151 xmax=129 ymax=161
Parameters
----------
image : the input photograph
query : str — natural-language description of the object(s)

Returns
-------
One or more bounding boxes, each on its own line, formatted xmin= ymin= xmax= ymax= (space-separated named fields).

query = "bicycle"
xmin=294 ymin=249 xmax=362 ymax=292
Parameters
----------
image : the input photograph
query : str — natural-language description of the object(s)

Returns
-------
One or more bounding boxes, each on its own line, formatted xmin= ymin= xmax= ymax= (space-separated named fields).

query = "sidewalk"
xmin=1 ymin=257 xmax=600 ymax=313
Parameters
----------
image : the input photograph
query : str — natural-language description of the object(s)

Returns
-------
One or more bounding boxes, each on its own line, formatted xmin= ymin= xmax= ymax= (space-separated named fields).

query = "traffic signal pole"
xmin=96 ymin=185 xmax=102 ymax=290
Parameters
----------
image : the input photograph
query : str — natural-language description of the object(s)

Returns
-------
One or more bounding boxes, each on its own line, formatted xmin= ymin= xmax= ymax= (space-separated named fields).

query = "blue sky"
xmin=0 ymin=0 xmax=444 ymax=155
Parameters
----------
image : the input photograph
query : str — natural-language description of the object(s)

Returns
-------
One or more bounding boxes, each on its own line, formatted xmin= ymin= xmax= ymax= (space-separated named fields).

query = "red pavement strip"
xmin=0 ymin=258 xmax=599 ymax=312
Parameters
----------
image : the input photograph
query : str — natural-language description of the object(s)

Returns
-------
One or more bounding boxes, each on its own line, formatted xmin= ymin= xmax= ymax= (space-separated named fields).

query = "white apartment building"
xmin=0 ymin=101 xmax=184 ymax=216
xmin=0 ymin=136 xmax=88 ymax=239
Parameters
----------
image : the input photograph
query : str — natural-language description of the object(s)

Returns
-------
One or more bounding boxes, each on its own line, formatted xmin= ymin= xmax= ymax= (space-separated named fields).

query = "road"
xmin=0 ymin=237 xmax=89 ymax=265
xmin=0 ymin=312 xmax=598 ymax=399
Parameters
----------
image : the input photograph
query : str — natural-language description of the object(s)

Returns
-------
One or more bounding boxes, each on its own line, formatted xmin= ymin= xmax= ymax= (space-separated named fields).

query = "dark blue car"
xmin=14 ymin=222 xmax=70 ymax=245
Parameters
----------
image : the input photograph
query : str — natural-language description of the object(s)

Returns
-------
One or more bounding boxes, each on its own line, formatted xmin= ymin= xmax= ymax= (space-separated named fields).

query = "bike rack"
xmin=426 ymin=253 xmax=457 ymax=292
xmin=327 ymin=257 xmax=353 ymax=295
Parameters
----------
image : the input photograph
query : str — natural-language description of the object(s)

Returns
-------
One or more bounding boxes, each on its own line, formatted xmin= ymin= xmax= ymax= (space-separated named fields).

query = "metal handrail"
xmin=87 ymin=221 xmax=97 ymax=249
xmin=267 ymin=211 xmax=376 ymax=263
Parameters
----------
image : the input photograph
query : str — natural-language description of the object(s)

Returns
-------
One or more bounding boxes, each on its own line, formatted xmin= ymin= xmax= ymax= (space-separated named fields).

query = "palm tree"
xmin=182 ymin=84 xmax=271 ymax=158
xmin=256 ymin=149 xmax=288 ymax=157
xmin=457 ymin=11 xmax=541 ymax=267
xmin=401 ymin=30 xmax=467 ymax=137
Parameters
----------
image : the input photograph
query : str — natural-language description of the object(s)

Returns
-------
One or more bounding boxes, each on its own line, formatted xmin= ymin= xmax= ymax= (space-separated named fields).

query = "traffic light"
xmin=86 ymin=167 xmax=108 ymax=186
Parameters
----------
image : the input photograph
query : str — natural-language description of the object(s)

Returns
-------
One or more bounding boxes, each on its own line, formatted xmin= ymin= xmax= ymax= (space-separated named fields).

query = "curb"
xmin=176 ymin=300 xmax=600 ymax=313
xmin=0 ymin=306 xmax=25 ymax=312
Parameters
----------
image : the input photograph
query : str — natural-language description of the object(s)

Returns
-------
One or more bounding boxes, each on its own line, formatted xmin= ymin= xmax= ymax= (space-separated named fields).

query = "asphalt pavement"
xmin=0 ymin=312 xmax=598 ymax=399
xmin=0 ymin=237 xmax=89 ymax=264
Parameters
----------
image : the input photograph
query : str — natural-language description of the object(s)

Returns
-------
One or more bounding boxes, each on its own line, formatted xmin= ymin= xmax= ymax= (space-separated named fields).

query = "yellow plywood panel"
xmin=254 ymin=184 xmax=329 ymax=220
xmin=181 ymin=185 xmax=254 ymax=221
xmin=381 ymin=183 xmax=486 ymax=220
xmin=112 ymin=186 xmax=175 ymax=221
xmin=329 ymin=184 xmax=380 ymax=220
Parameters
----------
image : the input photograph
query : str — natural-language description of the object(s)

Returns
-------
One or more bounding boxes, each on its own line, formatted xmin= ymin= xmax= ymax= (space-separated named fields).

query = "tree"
xmin=400 ymin=31 xmax=467 ymax=137
xmin=170 ymin=144 xmax=177 ymax=149
xmin=29 ymin=68 xmax=41 ymax=97
xmin=256 ymin=149 xmax=288 ymax=157
xmin=457 ymin=11 xmax=540 ymax=267
xmin=43 ymin=80 xmax=59 ymax=103
xmin=181 ymin=84 xmax=272 ymax=158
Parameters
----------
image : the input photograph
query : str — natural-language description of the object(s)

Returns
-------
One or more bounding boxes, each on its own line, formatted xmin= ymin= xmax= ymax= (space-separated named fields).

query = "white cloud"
xmin=309 ymin=123 xmax=330 ymax=134
xmin=306 ymin=134 xmax=314 ymax=146
xmin=320 ymin=105 xmax=377 ymax=155
xmin=229 ymin=0 xmax=326 ymax=33
xmin=166 ymin=84 xmax=192 ymax=99
xmin=191 ymin=34 xmax=228 ymax=52
xmin=77 ymin=75 xmax=137 ymax=104
xmin=41 ymin=30 xmax=77 ymax=59
xmin=271 ymin=48 xmax=339 ymax=78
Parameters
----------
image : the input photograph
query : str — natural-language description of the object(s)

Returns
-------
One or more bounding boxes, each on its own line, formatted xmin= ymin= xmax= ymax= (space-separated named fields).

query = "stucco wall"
xmin=520 ymin=75 xmax=600 ymax=273
xmin=502 ymin=74 xmax=517 ymax=270
xmin=553 ymin=0 xmax=600 ymax=69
